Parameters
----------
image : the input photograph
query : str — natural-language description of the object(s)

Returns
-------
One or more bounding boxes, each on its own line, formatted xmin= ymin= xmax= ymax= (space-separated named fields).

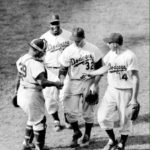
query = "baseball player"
xmin=58 ymin=27 xmax=103 ymax=147
xmin=40 ymin=14 xmax=72 ymax=131
xmin=15 ymin=39 xmax=63 ymax=150
xmin=83 ymin=33 xmax=140 ymax=150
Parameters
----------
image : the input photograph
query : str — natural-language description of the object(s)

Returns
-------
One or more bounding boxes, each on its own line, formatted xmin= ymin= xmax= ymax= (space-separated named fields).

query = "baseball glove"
xmin=126 ymin=102 xmax=140 ymax=121
xmin=85 ymin=91 xmax=99 ymax=105
xmin=12 ymin=94 xmax=20 ymax=108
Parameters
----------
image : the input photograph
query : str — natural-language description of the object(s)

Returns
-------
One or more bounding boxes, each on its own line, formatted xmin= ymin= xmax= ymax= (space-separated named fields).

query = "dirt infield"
xmin=0 ymin=0 xmax=149 ymax=149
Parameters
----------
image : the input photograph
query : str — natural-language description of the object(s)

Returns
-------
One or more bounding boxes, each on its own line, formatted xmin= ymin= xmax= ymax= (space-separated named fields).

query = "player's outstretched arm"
xmin=129 ymin=70 xmax=140 ymax=105
xmin=82 ymin=65 xmax=109 ymax=80
xmin=90 ymin=65 xmax=109 ymax=76
xmin=36 ymin=72 xmax=63 ymax=89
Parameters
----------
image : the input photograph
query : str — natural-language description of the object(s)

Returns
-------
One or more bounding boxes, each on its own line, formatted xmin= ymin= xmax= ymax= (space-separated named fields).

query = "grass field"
xmin=0 ymin=0 xmax=149 ymax=149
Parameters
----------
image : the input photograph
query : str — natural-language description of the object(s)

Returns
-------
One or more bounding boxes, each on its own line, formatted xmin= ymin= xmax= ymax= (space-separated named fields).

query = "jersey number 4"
xmin=122 ymin=73 xmax=128 ymax=81
xmin=18 ymin=63 xmax=27 ymax=78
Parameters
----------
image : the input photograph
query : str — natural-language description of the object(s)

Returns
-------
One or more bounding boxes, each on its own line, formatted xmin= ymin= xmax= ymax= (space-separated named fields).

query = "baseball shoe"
xmin=28 ymin=143 xmax=35 ymax=148
xmin=114 ymin=142 xmax=125 ymax=150
xmin=29 ymin=143 xmax=35 ymax=148
xmin=22 ymin=145 xmax=32 ymax=150
xmin=79 ymin=134 xmax=90 ymax=147
xmin=103 ymin=139 xmax=118 ymax=150
xmin=70 ymin=130 xmax=82 ymax=148
xmin=64 ymin=122 xmax=72 ymax=129
xmin=22 ymin=143 xmax=35 ymax=150
xmin=23 ymin=141 xmax=35 ymax=149
xmin=54 ymin=120 xmax=61 ymax=132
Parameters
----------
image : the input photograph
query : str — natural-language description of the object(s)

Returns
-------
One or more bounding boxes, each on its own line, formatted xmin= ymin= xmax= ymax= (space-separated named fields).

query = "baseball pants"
xmin=97 ymin=85 xmax=132 ymax=135
xmin=60 ymin=80 xmax=95 ymax=123
xmin=17 ymin=85 xmax=45 ymax=131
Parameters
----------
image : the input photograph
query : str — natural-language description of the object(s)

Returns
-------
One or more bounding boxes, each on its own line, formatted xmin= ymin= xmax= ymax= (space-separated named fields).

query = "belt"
xmin=46 ymin=66 xmax=60 ymax=69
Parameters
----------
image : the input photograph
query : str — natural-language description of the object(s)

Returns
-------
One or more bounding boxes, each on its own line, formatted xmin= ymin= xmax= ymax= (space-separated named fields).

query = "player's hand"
xmin=90 ymin=83 xmax=99 ymax=94
xmin=81 ymin=73 xmax=94 ymax=80
xmin=55 ymin=81 xmax=64 ymax=89
xmin=127 ymin=98 xmax=140 ymax=121
xmin=128 ymin=98 xmax=138 ymax=106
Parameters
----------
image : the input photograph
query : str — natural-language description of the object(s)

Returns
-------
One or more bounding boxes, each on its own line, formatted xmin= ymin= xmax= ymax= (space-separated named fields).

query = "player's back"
xmin=16 ymin=54 xmax=43 ymax=89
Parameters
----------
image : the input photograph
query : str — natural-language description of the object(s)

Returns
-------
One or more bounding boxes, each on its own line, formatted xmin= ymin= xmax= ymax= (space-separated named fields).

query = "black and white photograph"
xmin=0 ymin=0 xmax=149 ymax=150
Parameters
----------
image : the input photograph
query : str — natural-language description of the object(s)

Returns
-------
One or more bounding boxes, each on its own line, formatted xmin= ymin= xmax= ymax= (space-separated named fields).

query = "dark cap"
xmin=50 ymin=14 xmax=60 ymax=24
xmin=103 ymin=33 xmax=123 ymax=45
xmin=71 ymin=27 xmax=85 ymax=40
xmin=29 ymin=39 xmax=47 ymax=52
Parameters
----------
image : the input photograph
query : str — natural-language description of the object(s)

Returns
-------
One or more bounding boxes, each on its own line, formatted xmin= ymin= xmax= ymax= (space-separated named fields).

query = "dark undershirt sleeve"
xmin=95 ymin=58 xmax=103 ymax=70
xmin=58 ymin=66 xmax=68 ymax=78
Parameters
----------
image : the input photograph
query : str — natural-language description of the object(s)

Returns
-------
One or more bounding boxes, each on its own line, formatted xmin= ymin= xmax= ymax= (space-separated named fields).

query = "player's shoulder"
xmin=61 ymin=28 xmax=72 ymax=39
xmin=62 ymin=43 xmax=76 ymax=56
xmin=102 ymin=50 xmax=112 ymax=62
xmin=29 ymin=59 xmax=44 ymax=71
xmin=123 ymin=48 xmax=137 ymax=58
xmin=17 ymin=54 xmax=41 ymax=66
xmin=63 ymin=42 xmax=74 ymax=51
xmin=85 ymin=41 xmax=104 ymax=58
xmin=66 ymin=42 xmax=75 ymax=49
xmin=40 ymin=30 xmax=51 ymax=39
xmin=16 ymin=53 xmax=28 ymax=63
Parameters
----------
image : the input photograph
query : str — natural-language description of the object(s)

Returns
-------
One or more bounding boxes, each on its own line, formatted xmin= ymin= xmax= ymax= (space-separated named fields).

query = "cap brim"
xmin=50 ymin=20 xmax=60 ymax=25
xmin=28 ymin=43 xmax=34 ymax=48
xmin=103 ymin=37 xmax=112 ymax=43
xmin=28 ymin=43 xmax=43 ymax=52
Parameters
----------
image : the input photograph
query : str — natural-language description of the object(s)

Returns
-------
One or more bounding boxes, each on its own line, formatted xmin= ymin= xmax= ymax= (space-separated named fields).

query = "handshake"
xmin=81 ymin=72 xmax=95 ymax=80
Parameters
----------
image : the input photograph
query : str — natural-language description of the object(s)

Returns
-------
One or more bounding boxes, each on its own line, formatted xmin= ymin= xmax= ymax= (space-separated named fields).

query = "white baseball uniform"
xmin=40 ymin=29 xmax=72 ymax=114
xmin=59 ymin=41 xmax=103 ymax=123
xmin=16 ymin=53 xmax=46 ymax=131
xmin=97 ymin=49 xmax=138 ymax=134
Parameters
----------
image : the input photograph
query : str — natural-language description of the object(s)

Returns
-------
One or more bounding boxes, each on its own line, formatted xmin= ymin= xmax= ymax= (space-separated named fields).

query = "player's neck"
xmin=113 ymin=46 xmax=123 ymax=54
xmin=50 ymin=28 xmax=62 ymax=36
xmin=76 ymin=40 xmax=85 ymax=48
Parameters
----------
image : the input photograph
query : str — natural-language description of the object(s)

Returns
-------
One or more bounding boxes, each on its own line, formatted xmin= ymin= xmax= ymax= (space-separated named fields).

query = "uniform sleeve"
xmin=30 ymin=61 xmax=45 ymax=79
xmin=103 ymin=51 xmax=110 ymax=65
xmin=127 ymin=52 xmax=139 ymax=71
xmin=95 ymin=58 xmax=103 ymax=69
xmin=58 ymin=48 xmax=71 ymax=67
xmin=93 ymin=46 xmax=104 ymax=62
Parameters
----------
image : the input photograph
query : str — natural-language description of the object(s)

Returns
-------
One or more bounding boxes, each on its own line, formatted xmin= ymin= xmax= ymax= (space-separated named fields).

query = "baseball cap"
xmin=29 ymin=39 xmax=47 ymax=52
xmin=71 ymin=27 xmax=85 ymax=40
xmin=50 ymin=14 xmax=60 ymax=25
xmin=103 ymin=33 xmax=123 ymax=45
